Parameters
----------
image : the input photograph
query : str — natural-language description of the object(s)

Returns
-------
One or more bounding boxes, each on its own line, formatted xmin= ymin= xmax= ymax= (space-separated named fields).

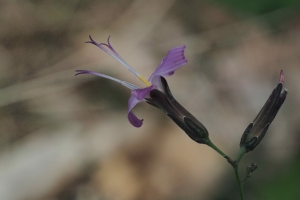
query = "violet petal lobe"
xmin=279 ymin=70 xmax=284 ymax=83
xmin=132 ymin=85 xmax=155 ymax=100
xmin=149 ymin=45 xmax=187 ymax=85
xmin=127 ymin=86 xmax=155 ymax=127
xmin=128 ymin=111 xmax=143 ymax=127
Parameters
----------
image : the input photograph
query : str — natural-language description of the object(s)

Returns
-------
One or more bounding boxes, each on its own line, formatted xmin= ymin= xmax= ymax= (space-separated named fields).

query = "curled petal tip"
xmin=279 ymin=70 xmax=284 ymax=83
xmin=127 ymin=87 xmax=154 ymax=127
xmin=107 ymin=35 xmax=111 ymax=44
xmin=75 ymin=70 xmax=91 ymax=76
xmin=128 ymin=112 xmax=143 ymax=127
xmin=85 ymin=35 xmax=95 ymax=44
xmin=75 ymin=70 xmax=83 ymax=76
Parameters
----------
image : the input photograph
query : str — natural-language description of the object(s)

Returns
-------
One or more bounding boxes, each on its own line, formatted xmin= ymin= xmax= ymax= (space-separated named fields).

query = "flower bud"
xmin=240 ymin=70 xmax=287 ymax=152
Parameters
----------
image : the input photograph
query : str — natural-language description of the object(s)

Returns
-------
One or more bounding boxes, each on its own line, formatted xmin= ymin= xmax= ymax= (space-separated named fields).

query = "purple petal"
xmin=127 ymin=86 xmax=155 ymax=127
xmin=279 ymin=70 xmax=284 ymax=83
xmin=148 ymin=45 xmax=187 ymax=84
xmin=128 ymin=111 xmax=143 ymax=127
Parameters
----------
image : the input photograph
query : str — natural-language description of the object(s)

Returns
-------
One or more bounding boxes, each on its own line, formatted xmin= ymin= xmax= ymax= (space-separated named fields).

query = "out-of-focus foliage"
xmin=260 ymin=155 xmax=300 ymax=199
xmin=213 ymin=0 xmax=300 ymax=15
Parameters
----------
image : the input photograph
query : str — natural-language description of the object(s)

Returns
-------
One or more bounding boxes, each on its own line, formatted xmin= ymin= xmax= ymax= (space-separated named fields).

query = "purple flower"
xmin=76 ymin=36 xmax=187 ymax=127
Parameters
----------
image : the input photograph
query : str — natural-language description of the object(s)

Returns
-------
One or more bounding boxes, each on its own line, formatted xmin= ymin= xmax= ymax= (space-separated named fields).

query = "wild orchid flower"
xmin=76 ymin=36 xmax=188 ymax=127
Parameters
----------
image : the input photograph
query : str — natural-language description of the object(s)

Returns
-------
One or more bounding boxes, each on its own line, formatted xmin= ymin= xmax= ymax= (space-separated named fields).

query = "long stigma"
xmin=86 ymin=36 xmax=151 ymax=87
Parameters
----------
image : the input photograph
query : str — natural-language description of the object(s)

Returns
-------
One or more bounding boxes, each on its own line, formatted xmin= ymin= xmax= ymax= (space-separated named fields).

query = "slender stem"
xmin=206 ymin=139 xmax=227 ymax=157
xmin=236 ymin=146 xmax=247 ymax=164
xmin=205 ymin=139 xmax=247 ymax=200
xmin=206 ymin=139 xmax=234 ymax=165
xmin=233 ymin=163 xmax=244 ymax=200
xmin=233 ymin=146 xmax=247 ymax=200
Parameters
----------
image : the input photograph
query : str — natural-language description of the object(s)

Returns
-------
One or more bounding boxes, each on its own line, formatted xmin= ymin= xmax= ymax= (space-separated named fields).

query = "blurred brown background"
xmin=0 ymin=0 xmax=300 ymax=199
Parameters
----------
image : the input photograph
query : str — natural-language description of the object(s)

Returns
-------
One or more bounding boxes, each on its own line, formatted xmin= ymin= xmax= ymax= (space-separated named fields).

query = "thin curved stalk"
xmin=233 ymin=146 xmax=247 ymax=200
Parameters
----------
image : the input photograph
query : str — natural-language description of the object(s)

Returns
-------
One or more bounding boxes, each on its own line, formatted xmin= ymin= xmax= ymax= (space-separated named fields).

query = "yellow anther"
xmin=138 ymin=75 xmax=151 ymax=86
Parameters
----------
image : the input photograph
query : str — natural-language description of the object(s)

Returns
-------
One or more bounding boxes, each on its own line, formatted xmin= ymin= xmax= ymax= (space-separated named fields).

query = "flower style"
xmin=240 ymin=70 xmax=288 ymax=152
xmin=75 ymin=36 xmax=187 ymax=128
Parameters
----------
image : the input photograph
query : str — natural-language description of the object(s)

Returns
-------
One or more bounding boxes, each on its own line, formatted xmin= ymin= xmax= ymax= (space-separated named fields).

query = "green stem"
xmin=233 ymin=163 xmax=244 ymax=200
xmin=233 ymin=146 xmax=247 ymax=200
xmin=236 ymin=146 xmax=247 ymax=164
xmin=206 ymin=138 xmax=247 ymax=200
xmin=206 ymin=139 xmax=234 ymax=165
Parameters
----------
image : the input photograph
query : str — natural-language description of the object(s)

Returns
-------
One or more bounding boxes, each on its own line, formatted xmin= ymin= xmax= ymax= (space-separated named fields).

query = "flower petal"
xmin=127 ymin=86 xmax=155 ymax=127
xmin=279 ymin=70 xmax=284 ymax=83
xmin=75 ymin=70 xmax=139 ymax=90
xmin=149 ymin=45 xmax=187 ymax=84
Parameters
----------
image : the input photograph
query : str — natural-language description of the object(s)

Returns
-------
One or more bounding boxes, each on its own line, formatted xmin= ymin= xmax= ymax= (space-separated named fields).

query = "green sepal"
xmin=240 ymin=123 xmax=253 ymax=147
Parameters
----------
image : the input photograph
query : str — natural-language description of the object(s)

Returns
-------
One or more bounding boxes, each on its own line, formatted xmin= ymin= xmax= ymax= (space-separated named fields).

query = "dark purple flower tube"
xmin=147 ymin=76 xmax=209 ymax=144
xmin=240 ymin=70 xmax=287 ymax=152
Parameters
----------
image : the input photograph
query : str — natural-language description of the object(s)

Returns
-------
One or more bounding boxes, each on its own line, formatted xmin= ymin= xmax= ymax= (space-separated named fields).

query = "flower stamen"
xmin=87 ymin=36 xmax=152 ymax=86
xmin=138 ymin=75 xmax=151 ymax=86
